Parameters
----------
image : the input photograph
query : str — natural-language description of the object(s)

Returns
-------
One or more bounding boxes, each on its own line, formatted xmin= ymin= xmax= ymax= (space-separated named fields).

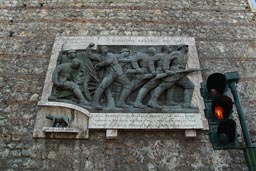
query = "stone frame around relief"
xmin=33 ymin=36 xmax=208 ymax=139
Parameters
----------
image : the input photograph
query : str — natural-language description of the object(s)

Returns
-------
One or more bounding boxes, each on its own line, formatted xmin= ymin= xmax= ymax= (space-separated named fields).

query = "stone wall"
xmin=0 ymin=0 xmax=256 ymax=170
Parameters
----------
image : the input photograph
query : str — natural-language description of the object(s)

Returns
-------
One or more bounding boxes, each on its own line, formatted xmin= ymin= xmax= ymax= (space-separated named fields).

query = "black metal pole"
xmin=228 ymin=82 xmax=253 ymax=147
xmin=243 ymin=147 xmax=256 ymax=171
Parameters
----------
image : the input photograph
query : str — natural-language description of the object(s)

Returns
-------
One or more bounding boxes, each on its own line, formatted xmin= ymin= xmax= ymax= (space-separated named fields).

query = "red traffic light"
xmin=212 ymin=95 xmax=233 ymax=120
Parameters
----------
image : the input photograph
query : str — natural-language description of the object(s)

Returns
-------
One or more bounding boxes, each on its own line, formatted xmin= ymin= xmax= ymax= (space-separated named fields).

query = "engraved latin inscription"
xmin=89 ymin=113 xmax=202 ymax=129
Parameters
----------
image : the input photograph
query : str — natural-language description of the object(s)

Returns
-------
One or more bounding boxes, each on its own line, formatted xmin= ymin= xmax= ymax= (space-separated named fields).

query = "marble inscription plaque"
xmin=89 ymin=113 xmax=203 ymax=129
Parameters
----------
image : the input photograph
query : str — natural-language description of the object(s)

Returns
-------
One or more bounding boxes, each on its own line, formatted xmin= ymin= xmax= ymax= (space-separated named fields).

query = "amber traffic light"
xmin=212 ymin=95 xmax=233 ymax=121
xmin=214 ymin=105 xmax=224 ymax=120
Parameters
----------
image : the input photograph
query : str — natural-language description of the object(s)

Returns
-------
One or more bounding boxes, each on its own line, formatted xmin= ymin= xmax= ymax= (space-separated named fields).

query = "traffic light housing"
xmin=201 ymin=73 xmax=239 ymax=150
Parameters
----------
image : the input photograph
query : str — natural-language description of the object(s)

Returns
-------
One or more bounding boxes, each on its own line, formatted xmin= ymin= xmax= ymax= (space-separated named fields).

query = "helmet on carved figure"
xmin=147 ymin=47 xmax=156 ymax=56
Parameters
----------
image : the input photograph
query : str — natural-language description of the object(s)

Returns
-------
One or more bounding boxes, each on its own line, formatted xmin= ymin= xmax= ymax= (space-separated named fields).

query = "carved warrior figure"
xmin=92 ymin=46 xmax=132 ymax=109
xmin=125 ymin=47 xmax=157 ymax=102
xmin=133 ymin=46 xmax=175 ymax=108
xmin=46 ymin=114 xmax=70 ymax=127
xmin=75 ymin=43 xmax=99 ymax=101
xmin=52 ymin=58 xmax=89 ymax=105
xmin=51 ymin=44 xmax=99 ymax=105
xmin=148 ymin=45 xmax=196 ymax=109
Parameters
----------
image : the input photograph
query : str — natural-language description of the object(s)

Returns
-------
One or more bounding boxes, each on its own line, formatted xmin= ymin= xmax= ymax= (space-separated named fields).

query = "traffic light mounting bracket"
xmin=224 ymin=71 xmax=239 ymax=83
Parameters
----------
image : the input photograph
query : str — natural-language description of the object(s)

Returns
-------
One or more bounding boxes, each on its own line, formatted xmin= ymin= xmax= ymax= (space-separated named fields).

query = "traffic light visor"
xmin=207 ymin=73 xmax=227 ymax=96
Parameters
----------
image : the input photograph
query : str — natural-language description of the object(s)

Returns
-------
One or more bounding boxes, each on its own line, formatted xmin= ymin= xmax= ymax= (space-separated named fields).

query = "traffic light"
xmin=200 ymin=73 xmax=239 ymax=150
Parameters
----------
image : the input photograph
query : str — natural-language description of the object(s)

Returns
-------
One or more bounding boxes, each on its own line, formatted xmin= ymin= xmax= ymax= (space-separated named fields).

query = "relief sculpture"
xmin=49 ymin=43 xmax=203 ymax=113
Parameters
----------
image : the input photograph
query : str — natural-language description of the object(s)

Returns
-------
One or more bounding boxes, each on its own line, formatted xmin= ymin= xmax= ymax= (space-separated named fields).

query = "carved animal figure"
xmin=46 ymin=114 xmax=71 ymax=127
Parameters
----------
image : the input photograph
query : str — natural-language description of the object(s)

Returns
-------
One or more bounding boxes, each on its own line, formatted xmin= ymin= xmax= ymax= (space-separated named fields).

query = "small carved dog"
xmin=46 ymin=114 xmax=70 ymax=127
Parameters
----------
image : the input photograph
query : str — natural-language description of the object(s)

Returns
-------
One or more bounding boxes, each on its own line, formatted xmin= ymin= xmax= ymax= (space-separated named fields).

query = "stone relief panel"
xmin=33 ymin=36 xmax=206 ymax=139
xmin=48 ymin=43 xmax=203 ymax=113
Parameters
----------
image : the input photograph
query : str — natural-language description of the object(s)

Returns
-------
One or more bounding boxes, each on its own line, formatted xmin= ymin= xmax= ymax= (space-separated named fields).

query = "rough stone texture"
xmin=0 ymin=0 xmax=255 ymax=170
